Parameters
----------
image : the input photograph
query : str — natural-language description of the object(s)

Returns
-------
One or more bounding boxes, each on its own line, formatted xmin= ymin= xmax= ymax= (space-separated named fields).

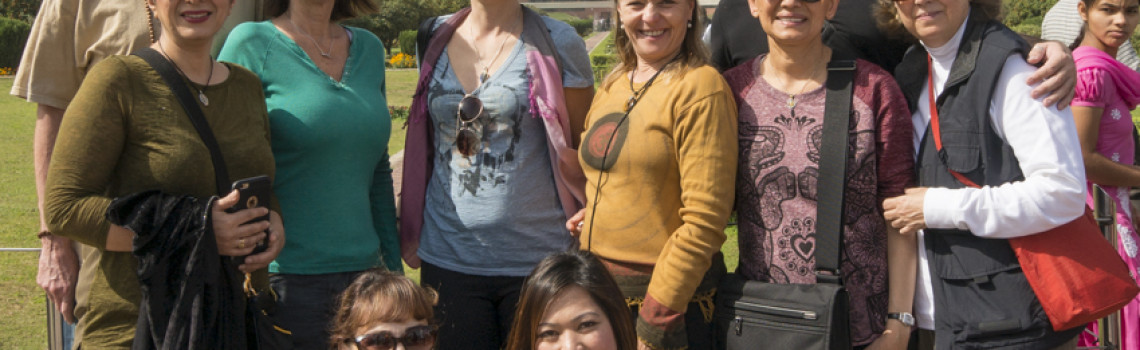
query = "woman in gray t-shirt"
xmin=403 ymin=2 xmax=594 ymax=349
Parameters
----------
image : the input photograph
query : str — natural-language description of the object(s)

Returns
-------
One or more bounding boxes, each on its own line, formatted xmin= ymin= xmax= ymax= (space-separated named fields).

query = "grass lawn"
xmin=0 ymin=76 xmax=49 ymax=349
xmin=0 ymin=68 xmax=739 ymax=348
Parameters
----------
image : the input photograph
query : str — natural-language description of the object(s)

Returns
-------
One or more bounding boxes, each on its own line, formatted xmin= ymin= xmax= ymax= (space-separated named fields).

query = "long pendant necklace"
xmin=290 ymin=16 xmax=334 ymax=58
xmin=157 ymin=41 xmax=214 ymax=106
xmin=470 ymin=17 xmax=521 ymax=84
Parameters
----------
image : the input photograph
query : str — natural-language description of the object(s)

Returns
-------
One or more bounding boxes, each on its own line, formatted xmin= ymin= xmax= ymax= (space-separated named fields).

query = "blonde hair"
xmin=328 ymin=270 xmax=438 ymax=350
xmin=603 ymin=0 xmax=709 ymax=89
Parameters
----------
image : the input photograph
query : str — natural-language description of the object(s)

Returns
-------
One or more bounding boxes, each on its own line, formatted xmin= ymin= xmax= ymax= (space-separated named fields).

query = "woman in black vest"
xmin=877 ymin=0 xmax=1088 ymax=349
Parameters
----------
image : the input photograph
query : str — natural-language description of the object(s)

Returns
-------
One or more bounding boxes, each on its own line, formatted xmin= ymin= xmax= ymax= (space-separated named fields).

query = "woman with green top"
xmin=217 ymin=0 xmax=398 ymax=347
xmin=43 ymin=0 xmax=283 ymax=346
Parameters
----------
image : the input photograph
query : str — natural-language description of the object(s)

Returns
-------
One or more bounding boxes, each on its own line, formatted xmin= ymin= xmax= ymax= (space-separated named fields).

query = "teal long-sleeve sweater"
xmin=219 ymin=21 xmax=401 ymax=274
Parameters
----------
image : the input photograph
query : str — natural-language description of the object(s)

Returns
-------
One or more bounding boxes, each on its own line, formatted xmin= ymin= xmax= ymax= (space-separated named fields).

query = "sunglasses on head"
xmin=455 ymin=94 xmax=485 ymax=157
xmin=353 ymin=325 xmax=436 ymax=350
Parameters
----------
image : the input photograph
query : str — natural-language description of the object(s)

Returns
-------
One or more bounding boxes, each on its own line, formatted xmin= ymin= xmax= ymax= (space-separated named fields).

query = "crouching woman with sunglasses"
xmin=400 ymin=0 xmax=595 ymax=348
xmin=331 ymin=269 xmax=438 ymax=350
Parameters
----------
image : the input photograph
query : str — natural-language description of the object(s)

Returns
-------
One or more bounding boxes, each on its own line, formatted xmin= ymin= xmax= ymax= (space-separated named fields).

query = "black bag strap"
xmin=815 ymin=57 xmax=857 ymax=284
xmin=135 ymin=48 xmax=230 ymax=196
xmin=416 ymin=16 xmax=438 ymax=67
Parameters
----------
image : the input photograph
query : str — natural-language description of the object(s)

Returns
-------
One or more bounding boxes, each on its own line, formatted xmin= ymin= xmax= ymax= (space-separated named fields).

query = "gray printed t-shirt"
xmin=418 ymin=15 xmax=593 ymax=276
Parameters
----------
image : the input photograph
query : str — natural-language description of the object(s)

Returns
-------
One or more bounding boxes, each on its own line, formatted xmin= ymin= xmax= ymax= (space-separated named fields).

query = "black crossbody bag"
xmin=715 ymin=58 xmax=857 ymax=350
xmin=134 ymin=48 xmax=292 ymax=350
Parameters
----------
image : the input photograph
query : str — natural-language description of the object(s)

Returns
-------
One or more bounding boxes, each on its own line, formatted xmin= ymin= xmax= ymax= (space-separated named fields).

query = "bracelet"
xmin=37 ymin=230 xmax=52 ymax=239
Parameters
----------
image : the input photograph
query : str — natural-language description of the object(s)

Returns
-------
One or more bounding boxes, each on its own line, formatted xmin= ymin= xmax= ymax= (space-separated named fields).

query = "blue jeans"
xmin=62 ymin=320 xmax=73 ymax=350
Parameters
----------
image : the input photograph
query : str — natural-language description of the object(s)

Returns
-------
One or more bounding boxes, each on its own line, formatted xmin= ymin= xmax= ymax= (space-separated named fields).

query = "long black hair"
xmin=505 ymin=251 xmax=637 ymax=350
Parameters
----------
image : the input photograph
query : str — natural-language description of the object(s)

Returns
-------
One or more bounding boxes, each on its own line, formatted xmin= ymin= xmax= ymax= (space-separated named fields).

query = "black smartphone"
xmin=228 ymin=175 xmax=272 ymax=255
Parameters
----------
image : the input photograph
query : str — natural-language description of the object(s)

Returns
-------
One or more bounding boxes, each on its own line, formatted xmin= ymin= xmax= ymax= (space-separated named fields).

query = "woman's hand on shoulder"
xmin=1025 ymin=41 xmax=1076 ymax=109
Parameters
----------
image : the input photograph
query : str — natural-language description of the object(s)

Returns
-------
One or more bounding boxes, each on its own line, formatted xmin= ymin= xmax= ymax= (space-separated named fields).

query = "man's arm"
xmin=34 ymin=104 xmax=79 ymax=324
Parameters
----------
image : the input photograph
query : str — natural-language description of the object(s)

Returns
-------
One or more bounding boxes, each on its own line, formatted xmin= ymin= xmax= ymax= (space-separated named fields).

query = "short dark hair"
xmin=505 ymin=251 xmax=637 ymax=350
xmin=265 ymin=0 xmax=378 ymax=22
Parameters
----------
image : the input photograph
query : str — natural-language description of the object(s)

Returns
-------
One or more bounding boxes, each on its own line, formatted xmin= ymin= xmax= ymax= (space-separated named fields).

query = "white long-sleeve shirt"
xmin=911 ymin=19 xmax=1088 ymax=330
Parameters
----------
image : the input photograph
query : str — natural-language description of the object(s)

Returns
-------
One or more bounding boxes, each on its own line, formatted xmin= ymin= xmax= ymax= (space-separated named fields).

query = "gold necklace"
xmin=469 ymin=17 xmax=521 ymax=85
xmin=765 ymin=55 xmax=824 ymax=112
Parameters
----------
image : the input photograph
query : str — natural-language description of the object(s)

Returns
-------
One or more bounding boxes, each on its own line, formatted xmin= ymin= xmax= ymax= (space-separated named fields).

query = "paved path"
xmin=584 ymin=30 xmax=610 ymax=54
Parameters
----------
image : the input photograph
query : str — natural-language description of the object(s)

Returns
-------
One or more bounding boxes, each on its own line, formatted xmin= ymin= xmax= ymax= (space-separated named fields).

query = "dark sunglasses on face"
xmin=353 ymin=325 xmax=437 ymax=350
xmin=455 ymin=94 xmax=485 ymax=157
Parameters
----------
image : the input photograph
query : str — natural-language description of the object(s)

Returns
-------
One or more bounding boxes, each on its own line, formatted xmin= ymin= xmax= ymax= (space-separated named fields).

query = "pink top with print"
xmin=723 ymin=56 xmax=915 ymax=346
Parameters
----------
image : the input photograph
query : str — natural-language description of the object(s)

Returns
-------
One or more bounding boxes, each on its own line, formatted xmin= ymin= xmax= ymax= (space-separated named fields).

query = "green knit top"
xmin=45 ymin=55 xmax=275 ymax=349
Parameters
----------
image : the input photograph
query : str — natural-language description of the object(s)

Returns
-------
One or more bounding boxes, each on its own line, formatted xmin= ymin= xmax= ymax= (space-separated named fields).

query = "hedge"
xmin=566 ymin=18 xmax=593 ymax=38
xmin=0 ymin=17 xmax=31 ymax=70
xmin=398 ymin=29 xmax=417 ymax=57
xmin=589 ymin=32 xmax=617 ymax=83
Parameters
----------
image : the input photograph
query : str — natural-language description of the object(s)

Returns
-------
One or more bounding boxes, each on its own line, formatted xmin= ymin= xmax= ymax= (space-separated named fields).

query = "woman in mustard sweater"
xmin=568 ymin=0 xmax=738 ymax=348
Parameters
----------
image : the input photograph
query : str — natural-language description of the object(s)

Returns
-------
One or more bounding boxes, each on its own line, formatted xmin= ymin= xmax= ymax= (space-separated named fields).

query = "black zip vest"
xmin=894 ymin=10 xmax=1084 ymax=349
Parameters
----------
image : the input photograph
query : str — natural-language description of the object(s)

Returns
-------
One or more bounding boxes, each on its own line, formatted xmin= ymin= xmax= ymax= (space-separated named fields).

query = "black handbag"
xmin=715 ymin=58 xmax=857 ymax=350
xmin=135 ymin=48 xmax=293 ymax=350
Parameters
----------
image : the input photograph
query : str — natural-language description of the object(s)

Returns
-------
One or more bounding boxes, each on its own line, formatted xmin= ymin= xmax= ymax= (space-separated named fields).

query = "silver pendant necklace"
xmin=470 ymin=17 xmax=521 ymax=85
xmin=290 ymin=16 xmax=333 ymax=58
xmin=157 ymin=41 xmax=214 ymax=106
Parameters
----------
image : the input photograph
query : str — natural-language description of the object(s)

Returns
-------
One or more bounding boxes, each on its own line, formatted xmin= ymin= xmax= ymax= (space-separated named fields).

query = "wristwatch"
xmin=888 ymin=312 xmax=916 ymax=327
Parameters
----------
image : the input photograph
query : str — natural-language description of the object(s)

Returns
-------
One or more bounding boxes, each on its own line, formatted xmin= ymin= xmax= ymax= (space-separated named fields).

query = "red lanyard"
xmin=927 ymin=54 xmax=981 ymax=189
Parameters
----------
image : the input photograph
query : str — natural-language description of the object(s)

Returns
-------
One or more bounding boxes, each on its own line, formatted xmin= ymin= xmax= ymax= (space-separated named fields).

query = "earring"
xmin=687 ymin=20 xmax=692 ymax=28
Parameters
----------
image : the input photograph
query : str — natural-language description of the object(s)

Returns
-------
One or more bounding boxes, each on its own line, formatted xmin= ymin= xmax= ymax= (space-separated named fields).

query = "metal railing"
xmin=1081 ymin=185 xmax=1124 ymax=350
xmin=0 ymin=247 xmax=66 ymax=350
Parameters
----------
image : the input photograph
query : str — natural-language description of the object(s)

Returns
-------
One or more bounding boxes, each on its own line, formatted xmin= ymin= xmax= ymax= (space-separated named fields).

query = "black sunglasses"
xmin=455 ymin=94 xmax=485 ymax=157
xmin=353 ymin=325 xmax=436 ymax=350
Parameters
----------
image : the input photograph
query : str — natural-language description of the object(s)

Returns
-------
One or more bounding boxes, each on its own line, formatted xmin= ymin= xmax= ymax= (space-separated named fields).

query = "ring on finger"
xmin=238 ymin=238 xmax=246 ymax=249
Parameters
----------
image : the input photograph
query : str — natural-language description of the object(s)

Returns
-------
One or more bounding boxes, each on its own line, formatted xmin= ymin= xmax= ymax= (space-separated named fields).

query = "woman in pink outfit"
xmin=1070 ymin=0 xmax=1140 ymax=348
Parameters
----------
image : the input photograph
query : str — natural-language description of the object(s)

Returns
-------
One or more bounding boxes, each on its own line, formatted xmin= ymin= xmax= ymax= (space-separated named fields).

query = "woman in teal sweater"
xmin=217 ymin=0 xmax=399 ymax=347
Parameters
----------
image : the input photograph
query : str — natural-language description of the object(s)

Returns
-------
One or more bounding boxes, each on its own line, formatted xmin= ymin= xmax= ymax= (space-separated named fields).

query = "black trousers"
xmin=420 ymin=261 xmax=525 ymax=350
xmin=270 ymin=271 xmax=363 ymax=350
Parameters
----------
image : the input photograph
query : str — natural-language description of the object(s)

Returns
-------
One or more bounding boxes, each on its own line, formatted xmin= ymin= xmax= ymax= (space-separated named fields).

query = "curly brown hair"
xmin=874 ymin=0 xmax=1003 ymax=42
xmin=328 ymin=269 xmax=438 ymax=350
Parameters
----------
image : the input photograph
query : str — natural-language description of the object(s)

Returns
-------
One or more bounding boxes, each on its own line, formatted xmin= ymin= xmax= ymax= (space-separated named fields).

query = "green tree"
xmin=1002 ymin=0 xmax=1058 ymax=27
xmin=0 ymin=0 xmax=39 ymax=22
xmin=343 ymin=0 xmax=467 ymax=55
